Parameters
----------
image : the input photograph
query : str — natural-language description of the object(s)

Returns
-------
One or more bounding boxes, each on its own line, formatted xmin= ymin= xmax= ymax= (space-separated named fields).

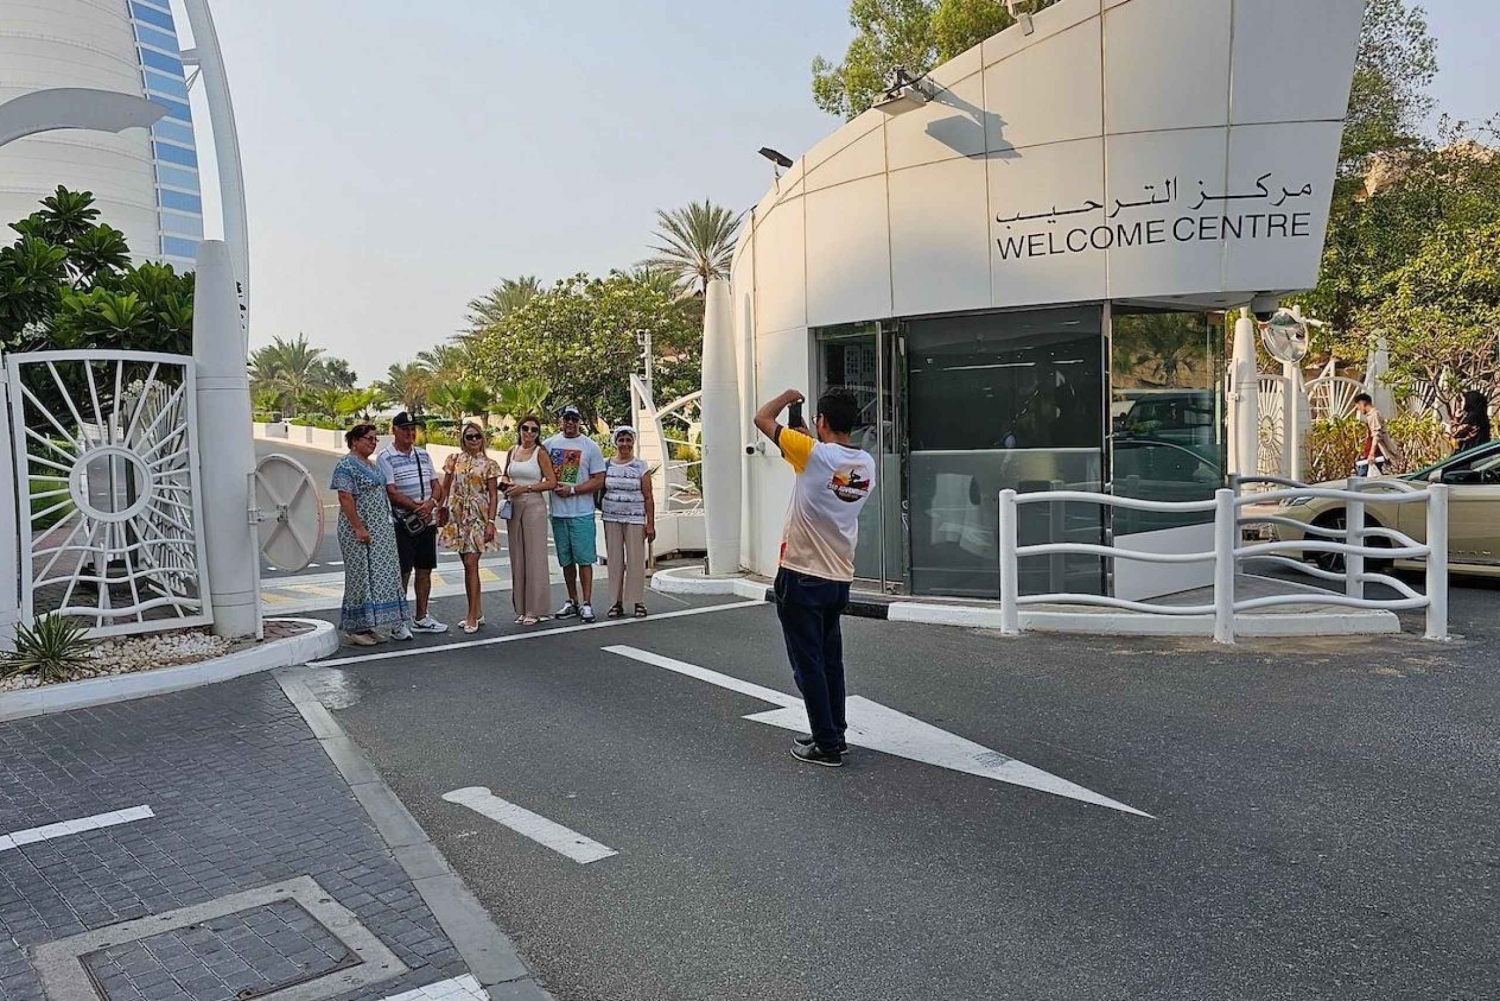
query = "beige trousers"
xmin=604 ymin=520 xmax=646 ymax=607
xmin=506 ymin=491 xmax=551 ymax=617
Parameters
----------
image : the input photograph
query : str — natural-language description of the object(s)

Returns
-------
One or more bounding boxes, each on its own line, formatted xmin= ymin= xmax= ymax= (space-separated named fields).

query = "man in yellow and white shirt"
xmin=754 ymin=387 xmax=875 ymax=768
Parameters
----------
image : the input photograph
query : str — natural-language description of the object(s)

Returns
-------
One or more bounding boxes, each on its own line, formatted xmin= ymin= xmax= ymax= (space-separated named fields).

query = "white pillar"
xmin=1282 ymin=359 xmax=1310 ymax=482
xmin=701 ymin=279 xmax=742 ymax=576
xmin=0 ymin=358 xmax=17 ymax=650
xmin=180 ymin=0 xmax=250 ymax=347
xmin=1228 ymin=313 xmax=1260 ymax=479
xmin=1365 ymin=336 xmax=1394 ymax=417
xmin=193 ymin=241 xmax=261 ymax=638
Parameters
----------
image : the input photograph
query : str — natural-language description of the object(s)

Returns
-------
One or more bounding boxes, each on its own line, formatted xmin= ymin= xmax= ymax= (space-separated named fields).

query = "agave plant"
xmin=2 ymin=615 xmax=94 ymax=684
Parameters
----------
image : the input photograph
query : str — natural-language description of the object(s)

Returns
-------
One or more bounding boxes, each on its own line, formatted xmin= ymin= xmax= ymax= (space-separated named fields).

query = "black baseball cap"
xmin=391 ymin=411 xmax=424 ymax=429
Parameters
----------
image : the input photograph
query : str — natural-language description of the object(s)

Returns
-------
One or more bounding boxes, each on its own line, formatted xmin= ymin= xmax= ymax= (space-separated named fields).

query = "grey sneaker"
xmin=580 ymin=603 xmax=596 ymax=624
xmin=390 ymin=623 xmax=413 ymax=641
xmin=412 ymin=615 xmax=448 ymax=634
xmin=794 ymin=733 xmax=848 ymax=754
xmin=555 ymin=600 xmax=579 ymax=619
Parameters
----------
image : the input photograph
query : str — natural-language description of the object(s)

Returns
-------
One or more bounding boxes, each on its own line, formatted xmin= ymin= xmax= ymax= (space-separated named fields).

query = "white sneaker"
xmin=390 ymin=623 xmax=413 ymax=641
xmin=412 ymin=615 xmax=448 ymax=634
xmin=580 ymin=603 xmax=596 ymax=624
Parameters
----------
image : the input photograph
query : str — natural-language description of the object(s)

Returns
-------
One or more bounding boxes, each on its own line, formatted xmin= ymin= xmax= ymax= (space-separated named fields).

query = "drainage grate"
xmin=80 ymin=899 xmax=358 ymax=1001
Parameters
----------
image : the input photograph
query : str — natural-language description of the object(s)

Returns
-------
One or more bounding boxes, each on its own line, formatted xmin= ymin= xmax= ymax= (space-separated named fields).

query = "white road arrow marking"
xmin=442 ymin=786 xmax=618 ymax=864
xmin=603 ymin=645 xmax=1152 ymax=818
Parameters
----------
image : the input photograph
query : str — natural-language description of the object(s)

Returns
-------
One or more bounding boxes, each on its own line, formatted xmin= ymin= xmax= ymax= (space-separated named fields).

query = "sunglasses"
xmin=463 ymin=434 xmax=482 ymax=442
xmin=520 ymin=425 xmax=539 ymax=434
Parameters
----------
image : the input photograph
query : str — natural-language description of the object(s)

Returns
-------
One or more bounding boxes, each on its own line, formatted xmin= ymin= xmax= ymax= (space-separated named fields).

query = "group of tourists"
xmin=331 ymin=405 xmax=656 ymax=647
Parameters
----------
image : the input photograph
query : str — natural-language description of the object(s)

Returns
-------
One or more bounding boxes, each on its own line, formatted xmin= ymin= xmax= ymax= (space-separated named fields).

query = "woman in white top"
xmin=601 ymin=425 xmax=656 ymax=618
xmin=501 ymin=415 xmax=557 ymax=624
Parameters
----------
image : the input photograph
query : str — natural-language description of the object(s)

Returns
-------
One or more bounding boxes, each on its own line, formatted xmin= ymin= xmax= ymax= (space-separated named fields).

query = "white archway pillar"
xmin=701 ymin=279 xmax=742 ymax=576
xmin=1228 ymin=312 xmax=1260 ymax=479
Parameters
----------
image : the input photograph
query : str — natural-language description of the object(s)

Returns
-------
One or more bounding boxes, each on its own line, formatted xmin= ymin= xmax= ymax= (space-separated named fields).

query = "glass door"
xmin=815 ymin=324 xmax=889 ymax=587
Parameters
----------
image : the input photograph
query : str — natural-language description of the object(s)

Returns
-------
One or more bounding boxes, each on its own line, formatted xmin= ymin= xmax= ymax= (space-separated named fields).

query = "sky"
xmin=173 ymin=0 xmax=1500 ymax=381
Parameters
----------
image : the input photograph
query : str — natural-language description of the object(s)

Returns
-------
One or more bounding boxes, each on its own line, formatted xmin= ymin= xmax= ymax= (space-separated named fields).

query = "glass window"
xmin=815 ymin=325 xmax=887 ymax=583
xmin=155 ymin=165 xmax=200 ymax=191
xmin=152 ymin=120 xmax=197 ymax=148
xmin=149 ymin=96 xmax=192 ymax=124
xmin=140 ymin=47 xmax=184 ymax=76
xmin=906 ymin=306 xmax=1106 ymax=597
xmin=160 ymin=211 xmax=203 ymax=240
xmin=162 ymin=236 xmax=199 ymax=260
xmin=145 ymin=71 xmax=189 ymax=101
xmin=1109 ymin=308 xmax=1226 ymax=534
xmin=154 ymin=142 xmax=197 ymax=168
xmin=134 ymin=25 xmax=178 ymax=52
xmin=130 ymin=2 xmax=176 ymax=32
xmin=159 ymin=189 xmax=202 ymax=214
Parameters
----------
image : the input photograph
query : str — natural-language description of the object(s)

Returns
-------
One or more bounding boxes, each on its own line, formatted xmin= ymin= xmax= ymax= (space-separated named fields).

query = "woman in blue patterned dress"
xmin=331 ymin=424 xmax=408 ymax=646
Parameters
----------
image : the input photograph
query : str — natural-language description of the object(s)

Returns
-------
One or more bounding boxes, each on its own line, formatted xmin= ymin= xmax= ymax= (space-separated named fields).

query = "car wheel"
xmin=1309 ymin=509 xmax=1393 ymax=575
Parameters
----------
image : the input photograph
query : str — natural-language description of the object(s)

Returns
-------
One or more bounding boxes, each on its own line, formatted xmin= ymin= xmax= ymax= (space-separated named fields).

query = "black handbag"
xmin=395 ymin=452 xmax=431 ymax=536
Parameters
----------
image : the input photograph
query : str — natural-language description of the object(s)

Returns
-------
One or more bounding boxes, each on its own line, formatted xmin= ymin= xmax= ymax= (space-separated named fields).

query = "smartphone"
xmin=788 ymin=401 xmax=804 ymax=430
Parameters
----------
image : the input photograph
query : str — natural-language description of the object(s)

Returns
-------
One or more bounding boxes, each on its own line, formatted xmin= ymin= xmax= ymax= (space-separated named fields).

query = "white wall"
xmin=0 ymin=1 xmax=162 ymax=261
xmin=729 ymin=0 xmax=1365 ymax=579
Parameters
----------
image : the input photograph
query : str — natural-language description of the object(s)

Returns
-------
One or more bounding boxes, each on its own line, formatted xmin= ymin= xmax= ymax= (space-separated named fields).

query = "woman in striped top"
xmin=601 ymin=426 xmax=656 ymax=618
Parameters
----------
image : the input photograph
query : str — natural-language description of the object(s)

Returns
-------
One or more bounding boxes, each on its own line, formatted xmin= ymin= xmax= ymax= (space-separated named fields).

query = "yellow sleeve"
xmin=779 ymin=427 xmax=814 ymax=474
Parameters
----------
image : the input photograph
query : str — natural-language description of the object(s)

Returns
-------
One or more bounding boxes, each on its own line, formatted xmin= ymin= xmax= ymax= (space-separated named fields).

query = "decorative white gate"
xmin=1257 ymin=375 xmax=1287 ymax=479
xmin=1306 ymin=375 xmax=1364 ymax=422
xmin=4 ymin=350 xmax=212 ymax=636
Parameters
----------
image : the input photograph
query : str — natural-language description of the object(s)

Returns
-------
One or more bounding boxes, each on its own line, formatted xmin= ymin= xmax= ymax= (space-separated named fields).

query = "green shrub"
xmin=2 ymin=615 xmax=93 ymax=683
xmin=1306 ymin=412 xmax=1452 ymax=482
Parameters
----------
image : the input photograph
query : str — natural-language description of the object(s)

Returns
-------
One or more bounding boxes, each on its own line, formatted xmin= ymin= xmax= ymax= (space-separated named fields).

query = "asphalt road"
xmin=297 ymin=581 xmax=1500 ymax=1001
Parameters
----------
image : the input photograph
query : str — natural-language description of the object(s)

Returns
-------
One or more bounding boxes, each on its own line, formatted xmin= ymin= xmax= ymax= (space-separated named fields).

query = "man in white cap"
xmin=545 ymin=405 xmax=607 ymax=622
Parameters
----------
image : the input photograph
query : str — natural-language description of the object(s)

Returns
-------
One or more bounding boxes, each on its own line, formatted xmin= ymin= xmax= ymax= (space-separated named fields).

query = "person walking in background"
xmin=378 ymin=413 xmax=449 ymax=638
xmin=502 ymin=415 xmax=557 ymax=625
xmin=1448 ymin=390 xmax=1493 ymax=454
xmin=754 ymin=388 xmax=875 ymax=768
xmin=601 ymin=426 xmax=656 ymax=619
xmin=546 ymin=405 xmax=607 ymax=624
xmin=331 ymin=424 xmax=407 ymax=647
xmin=438 ymin=422 xmax=500 ymax=634
xmin=1353 ymin=393 xmax=1402 ymax=476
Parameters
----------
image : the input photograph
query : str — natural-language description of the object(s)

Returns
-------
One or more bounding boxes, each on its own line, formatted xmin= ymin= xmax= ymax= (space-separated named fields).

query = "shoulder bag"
xmin=499 ymin=448 xmax=515 ymax=522
xmin=396 ymin=452 xmax=430 ymax=536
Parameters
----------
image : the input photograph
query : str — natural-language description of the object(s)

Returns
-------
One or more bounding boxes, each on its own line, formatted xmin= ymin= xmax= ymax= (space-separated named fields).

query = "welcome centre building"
xmin=717 ymin=0 xmax=1367 ymax=602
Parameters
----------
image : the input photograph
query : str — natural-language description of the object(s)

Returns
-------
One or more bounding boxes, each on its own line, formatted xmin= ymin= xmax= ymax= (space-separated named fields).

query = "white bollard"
xmin=193 ymin=241 xmax=262 ymax=639
xmin=1213 ymin=489 xmax=1236 ymax=644
xmin=701 ymin=279 xmax=742 ymax=577
xmin=1345 ymin=478 xmax=1364 ymax=600
xmin=998 ymin=490 xmax=1020 ymax=635
xmin=1425 ymin=483 xmax=1449 ymax=641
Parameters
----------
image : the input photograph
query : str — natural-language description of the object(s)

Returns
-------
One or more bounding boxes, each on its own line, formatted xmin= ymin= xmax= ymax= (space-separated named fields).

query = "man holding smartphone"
xmin=754 ymin=387 xmax=875 ymax=768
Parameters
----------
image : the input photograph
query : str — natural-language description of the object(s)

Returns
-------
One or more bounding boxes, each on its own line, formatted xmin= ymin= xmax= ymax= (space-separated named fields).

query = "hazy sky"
xmin=176 ymin=1 xmax=1499 ymax=381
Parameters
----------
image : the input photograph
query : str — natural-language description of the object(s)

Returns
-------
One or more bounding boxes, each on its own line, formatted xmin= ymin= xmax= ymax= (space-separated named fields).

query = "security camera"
xmin=745 ymin=442 xmax=765 ymax=455
xmin=1250 ymin=294 xmax=1280 ymax=323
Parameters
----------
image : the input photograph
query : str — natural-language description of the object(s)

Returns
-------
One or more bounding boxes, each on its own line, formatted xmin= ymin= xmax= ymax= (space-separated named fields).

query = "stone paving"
xmin=0 ymin=676 xmax=472 ymax=1001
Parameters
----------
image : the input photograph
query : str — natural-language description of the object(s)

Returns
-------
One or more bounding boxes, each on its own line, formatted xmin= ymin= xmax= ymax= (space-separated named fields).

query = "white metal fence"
xmin=995 ymin=480 xmax=1448 ymax=644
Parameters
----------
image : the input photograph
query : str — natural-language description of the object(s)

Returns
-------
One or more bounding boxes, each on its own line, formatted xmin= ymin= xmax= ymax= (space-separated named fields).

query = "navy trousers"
xmin=774 ymin=568 xmax=852 ymax=753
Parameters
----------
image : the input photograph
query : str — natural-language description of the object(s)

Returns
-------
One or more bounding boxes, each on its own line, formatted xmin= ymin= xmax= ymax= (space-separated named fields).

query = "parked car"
xmin=1272 ymin=439 xmax=1500 ymax=576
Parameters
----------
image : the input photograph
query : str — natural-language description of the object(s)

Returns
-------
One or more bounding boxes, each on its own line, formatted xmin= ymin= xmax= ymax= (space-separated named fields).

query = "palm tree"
xmin=342 ymin=387 xmax=387 ymax=422
xmin=638 ymin=200 xmax=744 ymax=297
xmin=309 ymin=386 xmax=346 ymax=420
xmin=249 ymin=334 xmax=325 ymax=416
xmin=465 ymin=276 xmax=541 ymax=335
xmin=314 ymin=357 xmax=358 ymax=391
xmin=495 ymin=377 xmax=552 ymax=427
xmin=377 ymin=362 xmax=432 ymax=416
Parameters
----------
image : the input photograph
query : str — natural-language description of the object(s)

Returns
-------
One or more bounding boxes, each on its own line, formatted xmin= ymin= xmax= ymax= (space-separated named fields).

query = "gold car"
xmin=1271 ymin=439 xmax=1500 ymax=576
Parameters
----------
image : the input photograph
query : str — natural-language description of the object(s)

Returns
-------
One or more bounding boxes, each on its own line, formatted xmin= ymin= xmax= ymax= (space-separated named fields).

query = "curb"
xmin=274 ymin=668 xmax=555 ymax=1001
xmin=886 ymin=602 xmax=1401 ymax=637
xmin=649 ymin=565 xmax=767 ymax=601
xmin=0 ymin=618 xmax=339 ymax=722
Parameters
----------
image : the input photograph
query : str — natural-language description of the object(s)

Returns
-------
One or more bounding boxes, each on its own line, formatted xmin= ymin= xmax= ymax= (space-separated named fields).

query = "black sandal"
xmin=633 ymin=604 xmax=649 ymax=618
xmin=606 ymin=603 xmax=625 ymax=619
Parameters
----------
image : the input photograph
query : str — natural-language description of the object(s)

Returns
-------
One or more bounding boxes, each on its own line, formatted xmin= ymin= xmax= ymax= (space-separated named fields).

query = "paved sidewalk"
xmin=0 ymin=676 xmax=516 ymax=1001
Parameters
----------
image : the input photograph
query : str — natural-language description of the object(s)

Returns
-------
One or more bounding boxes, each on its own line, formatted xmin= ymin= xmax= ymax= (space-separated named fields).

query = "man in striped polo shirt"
xmin=377 ymin=412 xmax=449 ymax=638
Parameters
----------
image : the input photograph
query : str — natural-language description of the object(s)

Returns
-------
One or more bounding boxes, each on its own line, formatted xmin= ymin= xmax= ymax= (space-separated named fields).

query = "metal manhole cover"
xmin=80 ymin=900 xmax=358 ymax=1001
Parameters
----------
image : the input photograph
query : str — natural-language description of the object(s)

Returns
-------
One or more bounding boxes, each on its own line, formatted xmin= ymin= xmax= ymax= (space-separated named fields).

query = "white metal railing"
xmin=995 ymin=480 xmax=1449 ymax=644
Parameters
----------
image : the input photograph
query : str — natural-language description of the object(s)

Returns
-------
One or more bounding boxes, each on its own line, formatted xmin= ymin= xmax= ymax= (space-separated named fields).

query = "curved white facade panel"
xmin=727 ymin=0 xmax=1365 ymax=583
xmin=0 ymin=0 xmax=203 ymax=269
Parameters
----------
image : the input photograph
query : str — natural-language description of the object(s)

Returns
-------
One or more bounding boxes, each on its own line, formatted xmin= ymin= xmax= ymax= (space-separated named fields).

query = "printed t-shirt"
xmin=776 ymin=427 xmax=875 ymax=583
xmin=544 ymin=432 xmax=606 ymax=518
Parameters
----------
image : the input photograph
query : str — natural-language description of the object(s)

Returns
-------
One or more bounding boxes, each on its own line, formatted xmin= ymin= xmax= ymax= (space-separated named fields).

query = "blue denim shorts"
xmin=550 ymin=515 xmax=597 ymax=567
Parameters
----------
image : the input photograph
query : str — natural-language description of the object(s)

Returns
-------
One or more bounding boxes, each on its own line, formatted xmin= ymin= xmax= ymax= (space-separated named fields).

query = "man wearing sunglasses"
xmin=545 ymin=405 xmax=607 ymax=623
xmin=377 ymin=412 xmax=449 ymax=637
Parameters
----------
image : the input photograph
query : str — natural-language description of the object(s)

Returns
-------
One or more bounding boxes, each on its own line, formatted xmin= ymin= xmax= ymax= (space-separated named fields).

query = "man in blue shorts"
xmin=545 ymin=405 xmax=607 ymax=623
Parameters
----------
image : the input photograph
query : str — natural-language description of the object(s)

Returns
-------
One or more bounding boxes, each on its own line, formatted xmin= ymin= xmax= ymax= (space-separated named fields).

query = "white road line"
xmin=376 ymin=973 xmax=487 ymax=1000
xmin=0 ymin=805 xmax=155 ymax=852
xmin=317 ymin=598 xmax=766 ymax=668
xmin=604 ymin=646 xmax=1153 ymax=818
xmin=442 ymin=787 xmax=617 ymax=864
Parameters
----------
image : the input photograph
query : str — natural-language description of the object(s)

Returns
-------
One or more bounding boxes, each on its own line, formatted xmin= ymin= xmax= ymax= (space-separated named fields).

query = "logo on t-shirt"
xmin=828 ymin=466 xmax=871 ymax=503
xmin=551 ymin=447 xmax=582 ymax=485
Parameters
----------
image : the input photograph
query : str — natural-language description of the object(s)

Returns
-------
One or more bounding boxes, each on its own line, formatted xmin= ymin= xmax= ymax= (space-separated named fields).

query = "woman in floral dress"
xmin=438 ymin=422 xmax=500 ymax=633
xmin=332 ymin=424 xmax=408 ymax=646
